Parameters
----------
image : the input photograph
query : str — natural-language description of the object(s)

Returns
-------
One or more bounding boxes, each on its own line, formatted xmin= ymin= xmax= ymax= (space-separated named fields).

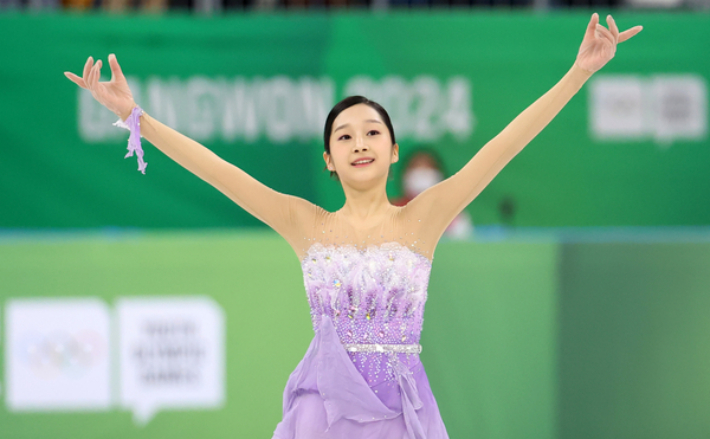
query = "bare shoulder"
xmin=288 ymin=195 xmax=320 ymax=224
xmin=400 ymin=184 xmax=443 ymax=224
xmin=283 ymin=195 xmax=329 ymax=260
xmin=398 ymin=181 xmax=457 ymax=254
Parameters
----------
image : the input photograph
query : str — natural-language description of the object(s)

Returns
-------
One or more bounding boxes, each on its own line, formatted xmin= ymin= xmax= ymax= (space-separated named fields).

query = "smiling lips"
xmin=352 ymin=158 xmax=375 ymax=167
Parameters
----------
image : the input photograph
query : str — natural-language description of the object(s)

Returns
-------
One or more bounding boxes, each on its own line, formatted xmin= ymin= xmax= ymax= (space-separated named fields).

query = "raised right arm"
xmin=65 ymin=54 xmax=317 ymax=249
xmin=136 ymin=111 xmax=317 ymax=244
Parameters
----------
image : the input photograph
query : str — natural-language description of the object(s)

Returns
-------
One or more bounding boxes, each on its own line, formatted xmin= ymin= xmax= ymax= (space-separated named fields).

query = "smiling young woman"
xmin=65 ymin=12 xmax=642 ymax=438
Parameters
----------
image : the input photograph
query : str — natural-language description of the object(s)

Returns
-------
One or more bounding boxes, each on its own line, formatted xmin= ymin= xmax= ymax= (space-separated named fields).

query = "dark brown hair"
xmin=323 ymin=96 xmax=396 ymax=181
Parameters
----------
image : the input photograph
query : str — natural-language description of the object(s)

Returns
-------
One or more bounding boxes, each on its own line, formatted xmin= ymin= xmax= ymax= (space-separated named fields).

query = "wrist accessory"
xmin=113 ymin=105 xmax=147 ymax=174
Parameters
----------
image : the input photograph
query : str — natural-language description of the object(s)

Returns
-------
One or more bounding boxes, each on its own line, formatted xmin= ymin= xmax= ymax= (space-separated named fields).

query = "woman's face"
xmin=323 ymin=103 xmax=398 ymax=186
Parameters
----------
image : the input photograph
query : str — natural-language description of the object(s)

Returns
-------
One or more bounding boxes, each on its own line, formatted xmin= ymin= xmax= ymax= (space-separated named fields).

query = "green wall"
xmin=1 ymin=9 xmax=709 ymax=439
xmin=558 ymin=241 xmax=710 ymax=439
xmin=0 ymin=231 xmax=557 ymax=439
xmin=1 ymin=11 xmax=708 ymax=229
xmin=2 ymin=230 xmax=709 ymax=438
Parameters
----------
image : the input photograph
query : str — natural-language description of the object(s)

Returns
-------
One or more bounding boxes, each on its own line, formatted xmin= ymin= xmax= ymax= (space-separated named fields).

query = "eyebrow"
xmin=333 ymin=119 xmax=383 ymax=133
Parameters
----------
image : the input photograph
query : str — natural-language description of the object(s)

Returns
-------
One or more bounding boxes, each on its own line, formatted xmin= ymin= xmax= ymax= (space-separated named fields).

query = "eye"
xmin=368 ymin=130 xmax=380 ymax=136
xmin=338 ymin=134 xmax=351 ymax=141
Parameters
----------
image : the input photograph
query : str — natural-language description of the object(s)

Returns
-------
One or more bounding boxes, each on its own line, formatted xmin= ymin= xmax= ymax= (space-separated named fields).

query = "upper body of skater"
xmin=64 ymin=13 xmax=642 ymax=262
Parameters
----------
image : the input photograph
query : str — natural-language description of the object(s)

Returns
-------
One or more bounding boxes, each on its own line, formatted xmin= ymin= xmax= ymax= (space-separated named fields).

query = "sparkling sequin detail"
xmin=344 ymin=343 xmax=422 ymax=354
xmin=301 ymin=242 xmax=430 ymax=384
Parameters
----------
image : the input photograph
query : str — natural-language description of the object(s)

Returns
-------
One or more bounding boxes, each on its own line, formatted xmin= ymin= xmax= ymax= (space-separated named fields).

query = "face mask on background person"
xmin=404 ymin=167 xmax=443 ymax=198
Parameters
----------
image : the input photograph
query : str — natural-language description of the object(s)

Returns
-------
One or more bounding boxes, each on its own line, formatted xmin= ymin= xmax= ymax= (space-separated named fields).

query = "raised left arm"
xmin=406 ymin=13 xmax=643 ymax=242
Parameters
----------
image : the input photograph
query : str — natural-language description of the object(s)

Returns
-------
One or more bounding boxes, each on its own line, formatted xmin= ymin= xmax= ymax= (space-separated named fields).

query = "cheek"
xmin=332 ymin=151 xmax=348 ymax=167
xmin=379 ymin=141 xmax=394 ymax=156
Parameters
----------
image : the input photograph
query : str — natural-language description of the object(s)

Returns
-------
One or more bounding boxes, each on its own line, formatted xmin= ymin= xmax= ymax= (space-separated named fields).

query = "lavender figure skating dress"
xmin=272 ymin=241 xmax=449 ymax=439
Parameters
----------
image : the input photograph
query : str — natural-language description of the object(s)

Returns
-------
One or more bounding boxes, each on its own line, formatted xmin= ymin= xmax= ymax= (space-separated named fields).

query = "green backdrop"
xmin=2 ymin=230 xmax=710 ymax=438
xmin=558 ymin=240 xmax=710 ymax=439
xmin=1 ymin=11 xmax=708 ymax=229
xmin=1 ymin=9 xmax=709 ymax=439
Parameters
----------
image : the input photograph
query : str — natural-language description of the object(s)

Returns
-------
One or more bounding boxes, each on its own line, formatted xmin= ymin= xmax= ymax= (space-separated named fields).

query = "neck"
xmin=338 ymin=177 xmax=394 ymax=223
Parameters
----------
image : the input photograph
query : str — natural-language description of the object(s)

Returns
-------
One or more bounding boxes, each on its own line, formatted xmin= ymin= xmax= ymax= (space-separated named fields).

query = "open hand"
xmin=64 ymin=54 xmax=137 ymax=122
xmin=575 ymin=13 xmax=643 ymax=74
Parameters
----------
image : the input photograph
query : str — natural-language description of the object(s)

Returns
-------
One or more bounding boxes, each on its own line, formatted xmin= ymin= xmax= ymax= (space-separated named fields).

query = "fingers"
xmin=619 ymin=25 xmax=643 ymax=43
xmin=64 ymin=71 xmax=87 ymax=89
xmin=597 ymin=14 xmax=643 ymax=45
xmin=87 ymin=61 xmax=96 ymax=90
xmin=82 ymin=56 xmax=93 ymax=86
xmin=95 ymin=60 xmax=103 ymax=87
xmin=67 ymin=55 xmax=113 ymax=93
xmin=89 ymin=59 xmax=102 ymax=90
xmin=595 ymin=23 xmax=615 ymax=45
xmin=108 ymin=53 xmax=125 ymax=83
xmin=606 ymin=15 xmax=620 ymax=41
xmin=585 ymin=12 xmax=599 ymax=38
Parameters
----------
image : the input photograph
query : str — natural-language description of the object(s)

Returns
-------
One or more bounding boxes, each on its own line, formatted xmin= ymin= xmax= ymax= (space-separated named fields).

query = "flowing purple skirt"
xmin=272 ymin=316 xmax=449 ymax=439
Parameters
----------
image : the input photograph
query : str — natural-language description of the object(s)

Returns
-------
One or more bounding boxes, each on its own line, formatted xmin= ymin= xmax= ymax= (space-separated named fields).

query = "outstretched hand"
xmin=575 ymin=13 xmax=643 ymax=75
xmin=64 ymin=54 xmax=137 ymax=122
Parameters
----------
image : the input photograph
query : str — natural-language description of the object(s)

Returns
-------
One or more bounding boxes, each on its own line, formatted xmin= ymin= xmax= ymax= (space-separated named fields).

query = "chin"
xmin=350 ymin=172 xmax=387 ymax=184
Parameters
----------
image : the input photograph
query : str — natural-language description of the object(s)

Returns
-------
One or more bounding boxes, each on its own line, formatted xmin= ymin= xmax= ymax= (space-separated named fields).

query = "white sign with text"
xmin=116 ymin=296 xmax=225 ymax=425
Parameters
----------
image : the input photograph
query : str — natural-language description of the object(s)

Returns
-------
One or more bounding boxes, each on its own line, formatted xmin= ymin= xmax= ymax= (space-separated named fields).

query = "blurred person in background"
xmin=551 ymin=0 xmax=621 ymax=7
xmin=61 ymin=0 xmax=93 ymax=8
xmin=391 ymin=148 xmax=474 ymax=239
xmin=100 ymin=0 xmax=168 ymax=13
xmin=263 ymin=0 xmax=365 ymax=9
xmin=56 ymin=0 xmax=168 ymax=11
xmin=387 ymin=0 xmax=533 ymax=7
xmin=0 ymin=0 xmax=59 ymax=8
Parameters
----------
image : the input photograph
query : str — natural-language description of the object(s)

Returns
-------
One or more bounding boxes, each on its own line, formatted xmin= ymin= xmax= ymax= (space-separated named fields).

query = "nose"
xmin=353 ymin=134 xmax=368 ymax=153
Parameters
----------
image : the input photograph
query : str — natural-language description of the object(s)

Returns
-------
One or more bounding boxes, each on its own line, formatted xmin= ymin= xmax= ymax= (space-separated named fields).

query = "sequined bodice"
xmin=301 ymin=242 xmax=431 ymax=347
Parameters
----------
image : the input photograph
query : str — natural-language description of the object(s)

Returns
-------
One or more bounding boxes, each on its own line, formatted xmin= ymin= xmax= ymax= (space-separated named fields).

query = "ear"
xmin=391 ymin=143 xmax=399 ymax=164
xmin=323 ymin=151 xmax=334 ymax=171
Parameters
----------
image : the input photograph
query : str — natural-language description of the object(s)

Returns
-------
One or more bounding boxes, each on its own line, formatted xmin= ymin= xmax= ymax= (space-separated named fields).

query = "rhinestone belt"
xmin=343 ymin=343 xmax=422 ymax=354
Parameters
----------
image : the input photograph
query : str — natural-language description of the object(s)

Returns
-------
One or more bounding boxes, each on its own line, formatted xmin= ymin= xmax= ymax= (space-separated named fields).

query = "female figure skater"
xmin=65 ymin=13 xmax=642 ymax=438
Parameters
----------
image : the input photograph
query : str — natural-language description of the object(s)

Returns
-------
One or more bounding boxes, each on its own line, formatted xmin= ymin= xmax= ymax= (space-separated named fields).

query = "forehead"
xmin=332 ymin=104 xmax=384 ymax=128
